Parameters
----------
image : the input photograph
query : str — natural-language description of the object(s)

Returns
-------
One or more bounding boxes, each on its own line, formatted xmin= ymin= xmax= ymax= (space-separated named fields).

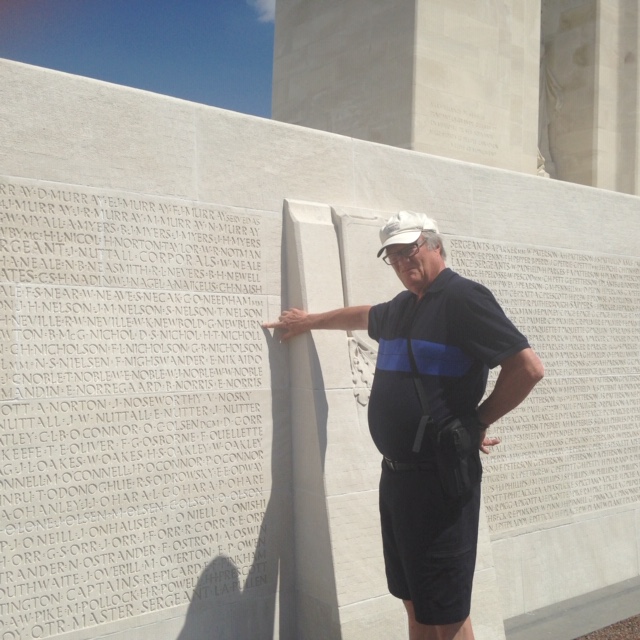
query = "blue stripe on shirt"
xmin=376 ymin=338 xmax=473 ymax=377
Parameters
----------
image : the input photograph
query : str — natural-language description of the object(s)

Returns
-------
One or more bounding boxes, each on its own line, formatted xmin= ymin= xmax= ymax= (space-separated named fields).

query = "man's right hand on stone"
xmin=262 ymin=308 xmax=311 ymax=342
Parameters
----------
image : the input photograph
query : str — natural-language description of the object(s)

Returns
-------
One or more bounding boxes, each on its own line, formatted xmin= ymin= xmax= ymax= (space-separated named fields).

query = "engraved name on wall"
xmin=449 ymin=239 xmax=640 ymax=534
xmin=0 ymin=177 xmax=274 ymax=639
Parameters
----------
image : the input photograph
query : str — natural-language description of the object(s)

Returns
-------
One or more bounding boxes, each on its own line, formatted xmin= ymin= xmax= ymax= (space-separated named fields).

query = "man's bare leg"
xmin=404 ymin=600 xmax=475 ymax=640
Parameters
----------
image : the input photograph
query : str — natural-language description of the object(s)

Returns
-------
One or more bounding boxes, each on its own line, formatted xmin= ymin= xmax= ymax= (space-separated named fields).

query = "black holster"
xmin=434 ymin=416 xmax=483 ymax=499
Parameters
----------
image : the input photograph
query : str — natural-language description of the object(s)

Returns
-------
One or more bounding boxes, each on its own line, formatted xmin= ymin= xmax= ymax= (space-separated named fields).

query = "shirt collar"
xmin=420 ymin=267 xmax=455 ymax=296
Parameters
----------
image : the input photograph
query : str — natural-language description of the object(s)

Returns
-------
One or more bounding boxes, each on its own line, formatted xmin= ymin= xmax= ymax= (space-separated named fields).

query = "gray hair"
xmin=422 ymin=230 xmax=447 ymax=261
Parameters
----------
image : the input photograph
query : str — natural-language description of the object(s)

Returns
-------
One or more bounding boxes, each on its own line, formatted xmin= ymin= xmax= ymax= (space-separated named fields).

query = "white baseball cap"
xmin=377 ymin=210 xmax=439 ymax=257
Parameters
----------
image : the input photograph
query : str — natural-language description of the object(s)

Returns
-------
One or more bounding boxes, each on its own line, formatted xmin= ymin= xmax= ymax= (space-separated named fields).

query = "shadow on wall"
xmin=176 ymin=330 xmax=294 ymax=640
xmin=176 ymin=557 xmax=247 ymax=639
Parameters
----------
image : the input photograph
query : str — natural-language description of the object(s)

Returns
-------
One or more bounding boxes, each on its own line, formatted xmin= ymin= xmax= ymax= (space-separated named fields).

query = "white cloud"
xmin=247 ymin=0 xmax=276 ymax=23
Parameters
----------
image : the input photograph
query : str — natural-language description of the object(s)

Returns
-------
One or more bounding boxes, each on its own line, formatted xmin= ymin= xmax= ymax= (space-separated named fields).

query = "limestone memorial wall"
xmin=1 ymin=58 xmax=640 ymax=640
xmin=0 ymin=180 xmax=292 ymax=640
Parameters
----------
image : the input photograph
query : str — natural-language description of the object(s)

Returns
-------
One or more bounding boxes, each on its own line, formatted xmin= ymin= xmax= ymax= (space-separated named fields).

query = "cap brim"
xmin=376 ymin=230 xmax=423 ymax=257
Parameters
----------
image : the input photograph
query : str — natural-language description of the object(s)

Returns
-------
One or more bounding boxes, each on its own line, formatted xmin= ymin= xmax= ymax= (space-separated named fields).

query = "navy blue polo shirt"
xmin=367 ymin=268 xmax=529 ymax=461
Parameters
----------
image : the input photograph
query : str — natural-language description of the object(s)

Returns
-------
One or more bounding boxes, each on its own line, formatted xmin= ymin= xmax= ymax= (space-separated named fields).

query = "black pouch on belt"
xmin=434 ymin=415 xmax=482 ymax=499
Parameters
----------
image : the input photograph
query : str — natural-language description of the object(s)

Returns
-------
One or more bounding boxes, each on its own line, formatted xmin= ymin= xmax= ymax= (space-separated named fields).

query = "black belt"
xmin=383 ymin=457 xmax=431 ymax=472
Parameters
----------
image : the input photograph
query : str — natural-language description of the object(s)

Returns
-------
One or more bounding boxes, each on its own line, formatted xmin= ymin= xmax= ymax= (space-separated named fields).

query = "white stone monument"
xmin=2 ymin=46 xmax=640 ymax=640
xmin=273 ymin=0 xmax=542 ymax=174
xmin=540 ymin=0 xmax=640 ymax=194
xmin=274 ymin=0 xmax=640 ymax=196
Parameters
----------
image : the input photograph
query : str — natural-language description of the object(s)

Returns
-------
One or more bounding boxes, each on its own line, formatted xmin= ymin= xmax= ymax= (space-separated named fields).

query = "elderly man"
xmin=264 ymin=211 xmax=543 ymax=640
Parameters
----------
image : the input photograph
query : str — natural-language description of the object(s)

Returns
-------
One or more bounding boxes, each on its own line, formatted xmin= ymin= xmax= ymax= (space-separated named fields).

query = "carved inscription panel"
xmin=424 ymin=101 xmax=500 ymax=159
xmin=449 ymin=239 xmax=640 ymax=534
xmin=0 ymin=178 xmax=279 ymax=639
xmin=0 ymin=181 xmax=263 ymax=292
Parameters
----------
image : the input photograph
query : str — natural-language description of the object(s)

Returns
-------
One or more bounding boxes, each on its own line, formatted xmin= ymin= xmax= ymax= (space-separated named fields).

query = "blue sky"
xmin=0 ymin=0 xmax=275 ymax=118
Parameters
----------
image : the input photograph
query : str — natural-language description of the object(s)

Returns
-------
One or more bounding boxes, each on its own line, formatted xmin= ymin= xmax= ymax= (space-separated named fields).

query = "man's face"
xmin=386 ymin=240 xmax=444 ymax=296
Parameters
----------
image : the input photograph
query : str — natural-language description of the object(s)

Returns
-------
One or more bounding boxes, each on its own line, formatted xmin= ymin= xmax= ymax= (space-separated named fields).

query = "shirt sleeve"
xmin=450 ymin=281 xmax=530 ymax=369
xmin=367 ymin=302 xmax=387 ymax=342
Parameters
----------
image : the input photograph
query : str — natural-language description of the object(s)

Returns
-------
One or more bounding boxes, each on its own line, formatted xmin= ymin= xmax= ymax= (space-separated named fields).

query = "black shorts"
xmin=379 ymin=460 xmax=481 ymax=625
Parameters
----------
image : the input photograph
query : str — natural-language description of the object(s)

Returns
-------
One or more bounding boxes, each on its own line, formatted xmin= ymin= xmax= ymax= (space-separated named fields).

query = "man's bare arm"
xmin=262 ymin=306 xmax=371 ymax=342
xmin=476 ymin=347 xmax=544 ymax=451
